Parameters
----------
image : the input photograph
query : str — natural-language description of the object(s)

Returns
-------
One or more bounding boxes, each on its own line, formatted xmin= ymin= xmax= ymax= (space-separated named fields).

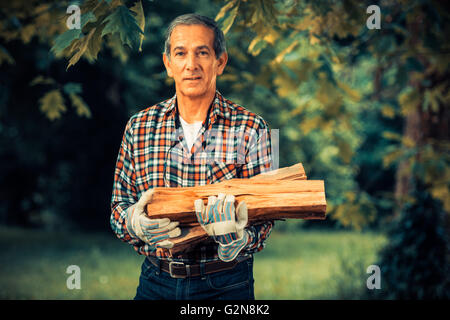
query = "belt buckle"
xmin=169 ymin=261 xmax=186 ymax=279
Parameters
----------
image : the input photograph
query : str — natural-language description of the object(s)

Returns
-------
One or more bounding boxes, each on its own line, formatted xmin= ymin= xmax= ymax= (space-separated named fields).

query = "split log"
xmin=169 ymin=163 xmax=311 ymax=253
xmin=170 ymin=225 xmax=208 ymax=254
xmin=148 ymin=163 xmax=307 ymax=224
xmin=147 ymin=179 xmax=326 ymax=226
xmin=248 ymin=163 xmax=307 ymax=181
xmin=144 ymin=163 xmax=326 ymax=254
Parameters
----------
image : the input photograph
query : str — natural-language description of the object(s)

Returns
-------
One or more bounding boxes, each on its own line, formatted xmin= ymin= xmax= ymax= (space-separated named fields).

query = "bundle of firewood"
xmin=146 ymin=163 xmax=326 ymax=254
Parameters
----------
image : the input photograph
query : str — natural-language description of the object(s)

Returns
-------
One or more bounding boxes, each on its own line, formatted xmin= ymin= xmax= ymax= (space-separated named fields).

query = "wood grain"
xmin=153 ymin=163 xmax=326 ymax=254
xmin=147 ymin=180 xmax=325 ymax=225
xmin=248 ymin=163 xmax=307 ymax=181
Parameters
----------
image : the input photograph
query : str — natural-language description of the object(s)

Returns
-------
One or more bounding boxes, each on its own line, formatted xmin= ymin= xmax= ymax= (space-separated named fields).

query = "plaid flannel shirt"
xmin=110 ymin=90 xmax=274 ymax=263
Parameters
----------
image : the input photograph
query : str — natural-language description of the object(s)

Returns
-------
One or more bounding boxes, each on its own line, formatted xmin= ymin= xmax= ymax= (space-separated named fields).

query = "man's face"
xmin=163 ymin=24 xmax=227 ymax=99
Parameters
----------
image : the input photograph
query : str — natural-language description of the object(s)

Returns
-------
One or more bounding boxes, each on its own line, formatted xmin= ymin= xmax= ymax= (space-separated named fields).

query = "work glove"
xmin=126 ymin=189 xmax=181 ymax=249
xmin=194 ymin=193 xmax=249 ymax=262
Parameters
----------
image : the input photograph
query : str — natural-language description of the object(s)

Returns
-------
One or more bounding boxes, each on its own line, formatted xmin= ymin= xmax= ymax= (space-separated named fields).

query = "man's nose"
xmin=186 ymin=52 xmax=198 ymax=70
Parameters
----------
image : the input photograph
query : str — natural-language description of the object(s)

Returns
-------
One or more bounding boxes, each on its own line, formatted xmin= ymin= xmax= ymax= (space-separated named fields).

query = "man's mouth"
xmin=184 ymin=76 xmax=202 ymax=81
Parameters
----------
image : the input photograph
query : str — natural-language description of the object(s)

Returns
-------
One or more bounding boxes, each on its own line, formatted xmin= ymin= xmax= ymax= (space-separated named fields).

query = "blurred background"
xmin=0 ymin=0 xmax=448 ymax=299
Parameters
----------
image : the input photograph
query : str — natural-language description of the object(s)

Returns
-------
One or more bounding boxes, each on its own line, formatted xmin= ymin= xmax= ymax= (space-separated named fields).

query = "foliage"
xmin=0 ymin=0 xmax=449 ymax=301
xmin=0 ymin=0 xmax=146 ymax=119
xmin=49 ymin=0 xmax=145 ymax=68
xmin=0 ymin=0 xmax=448 ymax=232
xmin=215 ymin=0 xmax=449 ymax=229
xmin=0 ymin=0 xmax=218 ymax=229
xmin=31 ymin=76 xmax=91 ymax=120
xmin=215 ymin=0 xmax=378 ymax=228
xmin=373 ymin=179 xmax=450 ymax=299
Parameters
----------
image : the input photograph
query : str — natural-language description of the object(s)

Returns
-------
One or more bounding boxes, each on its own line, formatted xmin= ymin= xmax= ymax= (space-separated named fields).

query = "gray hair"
xmin=164 ymin=14 xmax=226 ymax=59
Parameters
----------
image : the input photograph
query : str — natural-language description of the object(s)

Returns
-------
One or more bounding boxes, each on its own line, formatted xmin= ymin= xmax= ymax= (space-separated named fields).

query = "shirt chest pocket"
xmin=207 ymin=162 xmax=240 ymax=184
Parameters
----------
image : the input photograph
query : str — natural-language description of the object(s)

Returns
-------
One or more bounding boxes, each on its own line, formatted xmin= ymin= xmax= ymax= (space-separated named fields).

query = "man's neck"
xmin=176 ymin=89 xmax=216 ymax=124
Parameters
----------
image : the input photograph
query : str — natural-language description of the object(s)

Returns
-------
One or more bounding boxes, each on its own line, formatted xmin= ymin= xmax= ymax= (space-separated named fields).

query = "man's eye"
xmin=175 ymin=52 xmax=184 ymax=56
xmin=199 ymin=51 xmax=209 ymax=56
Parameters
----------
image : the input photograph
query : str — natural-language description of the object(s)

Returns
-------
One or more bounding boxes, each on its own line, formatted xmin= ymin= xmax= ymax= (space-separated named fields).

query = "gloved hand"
xmin=126 ymin=189 xmax=181 ymax=249
xmin=194 ymin=193 xmax=249 ymax=262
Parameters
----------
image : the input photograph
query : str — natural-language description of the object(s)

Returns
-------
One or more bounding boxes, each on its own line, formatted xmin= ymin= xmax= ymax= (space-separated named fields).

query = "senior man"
xmin=111 ymin=13 xmax=274 ymax=300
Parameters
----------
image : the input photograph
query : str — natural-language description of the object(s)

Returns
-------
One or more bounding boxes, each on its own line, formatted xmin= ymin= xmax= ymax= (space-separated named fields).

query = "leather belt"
xmin=147 ymin=255 xmax=250 ymax=279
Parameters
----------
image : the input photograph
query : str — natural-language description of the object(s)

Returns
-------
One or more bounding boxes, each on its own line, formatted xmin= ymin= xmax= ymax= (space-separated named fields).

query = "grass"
xmin=0 ymin=225 xmax=386 ymax=300
xmin=254 ymin=228 xmax=387 ymax=299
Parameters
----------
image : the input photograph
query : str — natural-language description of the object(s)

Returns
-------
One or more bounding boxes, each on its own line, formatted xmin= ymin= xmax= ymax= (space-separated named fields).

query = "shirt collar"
xmin=163 ymin=90 xmax=231 ymax=123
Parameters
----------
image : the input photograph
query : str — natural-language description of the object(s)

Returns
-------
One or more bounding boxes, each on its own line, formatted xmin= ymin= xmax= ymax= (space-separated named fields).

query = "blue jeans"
xmin=134 ymin=256 xmax=255 ymax=300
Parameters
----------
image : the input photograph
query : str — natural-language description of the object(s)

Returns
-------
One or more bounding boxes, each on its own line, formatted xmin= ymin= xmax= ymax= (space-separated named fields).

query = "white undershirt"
xmin=179 ymin=115 xmax=203 ymax=152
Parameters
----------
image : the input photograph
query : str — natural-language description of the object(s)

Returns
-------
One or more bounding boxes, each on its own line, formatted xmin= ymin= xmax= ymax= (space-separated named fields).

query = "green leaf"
xmin=66 ymin=28 xmax=96 ymax=70
xmin=30 ymin=76 xmax=55 ymax=86
xmin=216 ymin=1 xmax=239 ymax=34
xmin=50 ymin=12 xmax=96 ymax=56
xmin=423 ymin=85 xmax=445 ymax=113
xmin=101 ymin=5 xmax=144 ymax=50
xmin=382 ymin=131 xmax=402 ymax=141
xmin=381 ymin=105 xmax=396 ymax=118
xmin=106 ymin=33 xmax=129 ymax=63
xmin=51 ymin=29 xmax=82 ymax=56
xmin=401 ymin=136 xmax=416 ymax=148
xmin=383 ymin=148 xmax=404 ymax=168
xmin=80 ymin=11 xmax=97 ymax=28
xmin=430 ymin=184 xmax=450 ymax=212
xmin=130 ymin=0 xmax=145 ymax=52
xmin=272 ymin=41 xmax=298 ymax=64
xmin=85 ymin=25 xmax=105 ymax=61
xmin=63 ymin=82 xmax=82 ymax=95
xmin=39 ymin=89 xmax=67 ymax=121
xmin=248 ymin=37 xmax=268 ymax=56
xmin=215 ymin=0 xmax=238 ymax=21
xmin=81 ymin=0 xmax=111 ymax=18
xmin=273 ymin=67 xmax=299 ymax=97
xmin=337 ymin=81 xmax=361 ymax=102
xmin=299 ymin=116 xmax=321 ymax=134
xmin=69 ymin=93 xmax=91 ymax=118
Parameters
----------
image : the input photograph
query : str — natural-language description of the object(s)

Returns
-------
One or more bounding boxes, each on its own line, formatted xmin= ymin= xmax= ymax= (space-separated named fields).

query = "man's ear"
xmin=163 ymin=53 xmax=173 ymax=78
xmin=216 ymin=52 xmax=228 ymax=76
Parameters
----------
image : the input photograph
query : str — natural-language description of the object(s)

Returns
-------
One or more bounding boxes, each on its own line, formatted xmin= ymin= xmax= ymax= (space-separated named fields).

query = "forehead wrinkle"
xmin=172 ymin=45 xmax=212 ymax=52
xmin=169 ymin=25 xmax=215 ymax=50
